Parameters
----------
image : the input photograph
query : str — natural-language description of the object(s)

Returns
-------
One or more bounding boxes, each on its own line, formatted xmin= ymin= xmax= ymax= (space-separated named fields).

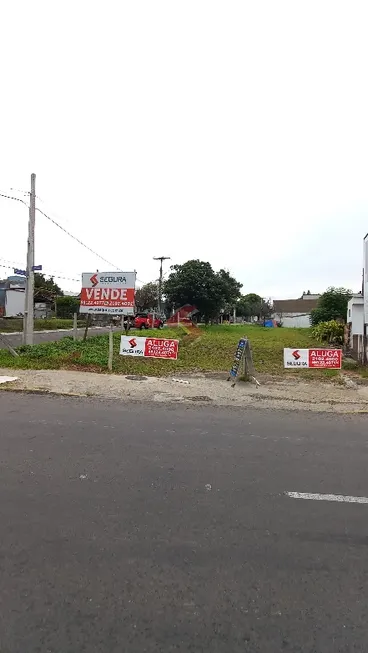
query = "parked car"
xmin=133 ymin=313 xmax=165 ymax=330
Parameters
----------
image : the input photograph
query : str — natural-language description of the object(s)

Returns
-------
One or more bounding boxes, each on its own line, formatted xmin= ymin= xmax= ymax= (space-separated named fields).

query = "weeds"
xmin=0 ymin=325 xmax=341 ymax=380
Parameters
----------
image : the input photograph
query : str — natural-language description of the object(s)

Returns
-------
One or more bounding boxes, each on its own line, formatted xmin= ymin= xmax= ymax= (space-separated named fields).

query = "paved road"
xmin=0 ymin=326 xmax=120 ymax=349
xmin=1 ymin=394 xmax=368 ymax=652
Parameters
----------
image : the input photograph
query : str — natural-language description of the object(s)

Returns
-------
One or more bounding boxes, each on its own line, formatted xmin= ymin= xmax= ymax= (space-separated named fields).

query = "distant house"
xmin=272 ymin=291 xmax=320 ymax=328
xmin=0 ymin=275 xmax=26 ymax=318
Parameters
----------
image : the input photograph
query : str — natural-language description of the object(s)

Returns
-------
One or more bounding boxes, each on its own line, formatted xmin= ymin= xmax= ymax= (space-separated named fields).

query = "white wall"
xmin=5 ymin=290 xmax=25 ymax=317
xmin=347 ymin=298 xmax=364 ymax=336
xmin=352 ymin=304 xmax=364 ymax=336
xmin=273 ymin=312 xmax=311 ymax=328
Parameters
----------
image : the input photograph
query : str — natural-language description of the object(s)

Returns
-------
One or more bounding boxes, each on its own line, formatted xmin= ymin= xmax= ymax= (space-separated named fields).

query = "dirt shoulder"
xmin=1 ymin=368 xmax=368 ymax=413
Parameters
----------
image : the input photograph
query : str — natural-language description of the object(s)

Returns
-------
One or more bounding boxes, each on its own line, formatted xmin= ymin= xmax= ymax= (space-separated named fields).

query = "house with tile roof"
xmin=272 ymin=291 xmax=320 ymax=328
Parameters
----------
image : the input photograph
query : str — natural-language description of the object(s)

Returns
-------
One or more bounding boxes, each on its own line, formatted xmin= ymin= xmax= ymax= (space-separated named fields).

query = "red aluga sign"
xmin=144 ymin=338 xmax=179 ymax=360
xmin=308 ymin=349 xmax=342 ymax=369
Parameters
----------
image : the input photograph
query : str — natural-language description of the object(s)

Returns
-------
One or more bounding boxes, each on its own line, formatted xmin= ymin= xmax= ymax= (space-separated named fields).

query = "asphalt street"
xmin=0 ymin=326 xmax=119 ymax=349
xmin=1 ymin=393 xmax=368 ymax=652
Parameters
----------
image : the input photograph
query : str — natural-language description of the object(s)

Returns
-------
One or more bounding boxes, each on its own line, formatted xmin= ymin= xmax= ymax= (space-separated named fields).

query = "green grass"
xmin=0 ymin=318 xmax=85 ymax=332
xmin=0 ymin=324 xmax=341 ymax=380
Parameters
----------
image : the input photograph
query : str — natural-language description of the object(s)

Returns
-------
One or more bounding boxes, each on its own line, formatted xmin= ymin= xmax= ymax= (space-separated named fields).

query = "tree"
xmin=135 ymin=282 xmax=158 ymax=311
xmin=164 ymin=259 xmax=242 ymax=322
xmin=34 ymin=273 xmax=63 ymax=297
xmin=237 ymin=293 xmax=272 ymax=320
xmin=217 ymin=269 xmax=242 ymax=306
xmin=310 ymin=287 xmax=352 ymax=326
xmin=55 ymin=295 xmax=80 ymax=319
xmin=236 ymin=296 xmax=251 ymax=318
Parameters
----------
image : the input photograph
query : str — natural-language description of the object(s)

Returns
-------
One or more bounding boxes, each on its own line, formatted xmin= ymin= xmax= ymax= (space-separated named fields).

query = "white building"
xmin=347 ymin=294 xmax=364 ymax=337
xmin=347 ymin=293 xmax=364 ymax=358
xmin=272 ymin=292 xmax=320 ymax=328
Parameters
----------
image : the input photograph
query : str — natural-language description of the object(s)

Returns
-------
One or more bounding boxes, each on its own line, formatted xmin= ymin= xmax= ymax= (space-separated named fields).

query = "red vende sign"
xmin=80 ymin=287 xmax=135 ymax=308
xmin=144 ymin=338 xmax=179 ymax=360
xmin=308 ymin=349 xmax=342 ymax=369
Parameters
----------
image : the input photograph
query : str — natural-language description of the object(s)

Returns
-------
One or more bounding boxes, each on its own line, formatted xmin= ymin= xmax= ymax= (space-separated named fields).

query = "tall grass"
xmin=0 ymin=324 xmax=339 ymax=379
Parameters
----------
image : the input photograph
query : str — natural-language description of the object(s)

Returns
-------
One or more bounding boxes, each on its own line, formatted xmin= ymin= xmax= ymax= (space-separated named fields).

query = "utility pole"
xmin=24 ymin=173 xmax=36 ymax=345
xmin=153 ymin=256 xmax=170 ymax=315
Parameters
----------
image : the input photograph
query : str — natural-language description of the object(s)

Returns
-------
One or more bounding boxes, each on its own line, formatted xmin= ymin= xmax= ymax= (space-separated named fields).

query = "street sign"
xmin=32 ymin=265 xmax=42 ymax=271
xmin=120 ymin=336 xmax=179 ymax=359
xmin=13 ymin=268 xmax=26 ymax=276
xmin=284 ymin=348 xmax=342 ymax=369
xmin=80 ymin=271 xmax=136 ymax=315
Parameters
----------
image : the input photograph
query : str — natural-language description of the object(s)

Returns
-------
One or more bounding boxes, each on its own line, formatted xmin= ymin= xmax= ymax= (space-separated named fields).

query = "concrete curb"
xmin=1 ymin=384 xmax=368 ymax=414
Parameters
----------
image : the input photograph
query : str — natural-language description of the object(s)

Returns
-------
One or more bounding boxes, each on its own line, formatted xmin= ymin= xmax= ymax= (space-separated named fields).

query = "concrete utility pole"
xmin=153 ymin=256 xmax=170 ymax=314
xmin=24 ymin=173 xmax=36 ymax=345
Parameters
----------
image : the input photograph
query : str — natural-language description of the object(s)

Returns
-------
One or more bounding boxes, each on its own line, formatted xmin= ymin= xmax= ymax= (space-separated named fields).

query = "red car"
xmin=133 ymin=313 xmax=164 ymax=330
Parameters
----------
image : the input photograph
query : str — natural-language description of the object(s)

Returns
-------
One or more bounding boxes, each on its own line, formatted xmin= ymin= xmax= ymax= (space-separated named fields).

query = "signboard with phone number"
xmin=120 ymin=336 xmax=179 ymax=360
xmin=284 ymin=348 xmax=342 ymax=369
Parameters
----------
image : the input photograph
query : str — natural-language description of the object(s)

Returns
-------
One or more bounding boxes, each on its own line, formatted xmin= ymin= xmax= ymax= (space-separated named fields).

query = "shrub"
xmin=311 ymin=320 xmax=344 ymax=345
xmin=310 ymin=287 xmax=352 ymax=326
xmin=55 ymin=296 xmax=80 ymax=319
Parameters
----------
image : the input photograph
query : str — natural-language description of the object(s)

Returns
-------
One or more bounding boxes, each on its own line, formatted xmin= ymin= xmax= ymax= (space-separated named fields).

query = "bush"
xmin=310 ymin=307 xmax=331 ymax=326
xmin=55 ymin=296 xmax=80 ymax=319
xmin=310 ymin=287 xmax=351 ymax=326
xmin=311 ymin=320 xmax=344 ymax=345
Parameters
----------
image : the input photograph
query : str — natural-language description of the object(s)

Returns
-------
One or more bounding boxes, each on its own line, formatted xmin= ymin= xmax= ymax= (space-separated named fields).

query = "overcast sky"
xmin=0 ymin=0 xmax=367 ymax=299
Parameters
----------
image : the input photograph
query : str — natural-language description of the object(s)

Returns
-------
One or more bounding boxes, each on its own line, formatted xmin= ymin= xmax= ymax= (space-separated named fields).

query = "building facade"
xmin=272 ymin=293 xmax=320 ymax=328
xmin=0 ymin=275 xmax=26 ymax=317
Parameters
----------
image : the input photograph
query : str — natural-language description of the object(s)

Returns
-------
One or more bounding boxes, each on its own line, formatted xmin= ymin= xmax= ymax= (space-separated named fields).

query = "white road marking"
xmin=286 ymin=491 xmax=368 ymax=504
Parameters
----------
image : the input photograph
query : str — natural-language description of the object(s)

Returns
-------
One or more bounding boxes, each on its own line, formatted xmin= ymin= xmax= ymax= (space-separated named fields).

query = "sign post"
xmin=228 ymin=338 xmax=260 ymax=387
xmin=108 ymin=326 xmax=114 ymax=371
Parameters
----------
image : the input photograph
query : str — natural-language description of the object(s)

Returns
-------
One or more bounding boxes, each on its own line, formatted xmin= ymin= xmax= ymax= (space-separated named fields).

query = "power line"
xmin=0 ymin=192 xmax=28 ymax=207
xmin=36 ymin=207 xmax=121 ymax=270
xmin=0 ymin=258 xmax=80 ymax=284
xmin=0 ymin=190 xmax=122 ymax=271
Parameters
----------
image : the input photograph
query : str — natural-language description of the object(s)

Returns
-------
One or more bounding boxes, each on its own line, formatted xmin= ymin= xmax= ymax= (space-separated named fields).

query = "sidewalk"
xmin=1 ymin=368 xmax=368 ymax=413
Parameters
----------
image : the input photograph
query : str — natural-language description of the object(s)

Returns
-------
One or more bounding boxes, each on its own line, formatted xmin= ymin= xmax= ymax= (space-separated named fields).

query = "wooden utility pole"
xmin=24 ymin=173 xmax=36 ymax=345
xmin=108 ymin=325 xmax=114 ymax=371
xmin=73 ymin=313 xmax=78 ymax=341
xmin=153 ymin=256 xmax=170 ymax=314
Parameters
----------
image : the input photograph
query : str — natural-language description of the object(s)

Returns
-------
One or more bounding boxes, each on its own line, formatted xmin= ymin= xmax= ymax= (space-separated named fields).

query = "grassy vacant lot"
xmin=0 ymin=318 xmax=84 ymax=332
xmin=0 ymin=324 xmax=340 ymax=379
